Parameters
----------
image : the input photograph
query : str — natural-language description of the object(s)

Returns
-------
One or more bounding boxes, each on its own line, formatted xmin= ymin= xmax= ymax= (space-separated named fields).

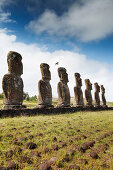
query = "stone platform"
xmin=0 ymin=106 xmax=113 ymax=118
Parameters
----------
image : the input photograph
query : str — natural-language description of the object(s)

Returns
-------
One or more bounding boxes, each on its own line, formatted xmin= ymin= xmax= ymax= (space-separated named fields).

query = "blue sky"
xmin=1 ymin=0 xmax=113 ymax=61
xmin=0 ymin=0 xmax=113 ymax=100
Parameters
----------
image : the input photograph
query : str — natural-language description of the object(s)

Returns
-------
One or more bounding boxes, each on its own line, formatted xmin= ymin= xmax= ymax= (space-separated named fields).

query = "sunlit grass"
xmin=0 ymin=111 xmax=113 ymax=169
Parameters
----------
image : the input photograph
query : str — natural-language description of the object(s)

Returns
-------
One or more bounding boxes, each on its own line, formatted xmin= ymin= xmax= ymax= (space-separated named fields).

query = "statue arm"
xmin=21 ymin=79 xmax=24 ymax=101
xmin=38 ymin=80 xmax=45 ymax=103
xmin=85 ymin=90 xmax=88 ymax=101
xmin=57 ymin=82 xmax=63 ymax=99
xmin=74 ymin=87 xmax=79 ymax=102
xmin=62 ymin=86 xmax=66 ymax=102
xmin=2 ymin=75 xmax=8 ymax=98
xmin=95 ymin=92 xmax=99 ymax=100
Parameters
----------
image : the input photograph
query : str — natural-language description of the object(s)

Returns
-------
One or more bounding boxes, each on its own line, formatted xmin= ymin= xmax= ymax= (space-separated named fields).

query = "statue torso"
xmin=74 ymin=86 xmax=83 ymax=106
xmin=2 ymin=73 xmax=23 ymax=105
xmin=94 ymin=91 xmax=100 ymax=106
xmin=85 ymin=89 xmax=92 ymax=106
xmin=57 ymin=81 xmax=70 ymax=106
xmin=38 ymin=79 xmax=52 ymax=105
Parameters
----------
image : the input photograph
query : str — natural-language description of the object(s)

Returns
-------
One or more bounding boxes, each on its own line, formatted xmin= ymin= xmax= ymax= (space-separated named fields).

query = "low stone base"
xmin=85 ymin=105 xmax=94 ymax=108
xmin=2 ymin=105 xmax=26 ymax=110
xmin=56 ymin=104 xmax=70 ymax=108
xmin=37 ymin=105 xmax=54 ymax=109
xmin=73 ymin=105 xmax=83 ymax=108
xmin=94 ymin=105 xmax=102 ymax=108
xmin=102 ymin=105 xmax=108 ymax=108
xmin=0 ymin=106 xmax=113 ymax=118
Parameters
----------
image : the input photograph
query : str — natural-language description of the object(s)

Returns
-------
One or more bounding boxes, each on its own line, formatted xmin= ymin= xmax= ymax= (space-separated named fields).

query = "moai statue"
xmin=2 ymin=51 xmax=25 ymax=109
xmin=84 ymin=79 xmax=93 ymax=107
xmin=73 ymin=73 xmax=84 ymax=107
xmin=94 ymin=82 xmax=100 ymax=107
xmin=38 ymin=63 xmax=53 ymax=108
xmin=57 ymin=67 xmax=70 ymax=107
xmin=100 ymin=85 xmax=107 ymax=107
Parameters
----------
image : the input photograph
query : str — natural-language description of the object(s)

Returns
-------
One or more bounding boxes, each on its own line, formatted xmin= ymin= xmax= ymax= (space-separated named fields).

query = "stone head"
xmin=40 ymin=63 xmax=51 ymax=81
xmin=85 ymin=79 xmax=92 ymax=90
xmin=90 ymin=82 xmax=92 ymax=90
xmin=58 ymin=67 xmax=69 ymax=83
xmin=100 ymin=85 xmax=105 ymax=93
xmin=85 ymin=79 xmax=90 ymax=89
xmin=94 ymin=83 xmax=100 ymax=92
xmin=7 ymin=51 xmax=23 ymax=76
xmin=75 ymin=73 xmax=80 ymax=78
xmin=74 ymin=73 xmax=82 ymax=87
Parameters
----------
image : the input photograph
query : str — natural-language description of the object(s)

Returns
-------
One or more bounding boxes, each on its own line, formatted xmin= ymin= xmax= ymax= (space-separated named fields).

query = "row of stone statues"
xmin=1 ymin=51 xmax=107 ymax=110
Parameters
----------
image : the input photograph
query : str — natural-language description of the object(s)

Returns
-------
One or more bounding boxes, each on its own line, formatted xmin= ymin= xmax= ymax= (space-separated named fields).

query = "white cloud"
xmin=0 ymin=28 xmax=113 ymax=102
xmin=0 ymin=0 xmax=14 ymax=23
xmin=0 ymin=12 xmax=12 ymax=22
xmin=0 ymin=0 xmax=14 ymax=9
xmin=27 ymin=0 xmax=113 ymax=42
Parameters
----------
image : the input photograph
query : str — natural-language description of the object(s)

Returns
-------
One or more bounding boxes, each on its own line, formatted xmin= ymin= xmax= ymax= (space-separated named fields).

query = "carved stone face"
xmin=40 ymin=63 xmax=51 ymax=81
xmin=94 ymin=83 xmax=100 ymax=92
xmin=85 ymin=79 xmax=90 ymax=89
xmin=98 ymin=85 xmax=100 ymax=92
xmin=101 ymin=85 xmax=105 ymax=93
xmin=90 ymin=82 xmax=92 ymax=90
xmin=78 ymin=78 xmax=82 ymax=86
xmin=7 ymin=51 xmax=23 ymax=76
xmin=62 ymin=72 xmax=69 ymax=83
xmin=58 ymin=67 xmax=69 ymax=83
xmin=75 ymin=73 xmax=82 ymax=87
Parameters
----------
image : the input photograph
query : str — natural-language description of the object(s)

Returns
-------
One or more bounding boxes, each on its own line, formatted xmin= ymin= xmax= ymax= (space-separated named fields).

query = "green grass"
xmin=23 ymin=100 xmax=38 ymax=108
xmin=1 ymin=111 xmax=113 ymax=169
xmin=0 ymin=99 xmax=2 ymax=109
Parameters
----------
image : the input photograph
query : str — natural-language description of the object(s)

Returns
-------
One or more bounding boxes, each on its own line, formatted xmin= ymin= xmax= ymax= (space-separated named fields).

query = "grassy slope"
xmin=0 ymin=111 xmax=113 ymax=169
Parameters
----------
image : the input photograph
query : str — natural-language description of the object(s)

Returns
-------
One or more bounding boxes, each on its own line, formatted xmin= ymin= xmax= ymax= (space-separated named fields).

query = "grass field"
xmin=1 ymin=110 xmax=113 ymax=169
